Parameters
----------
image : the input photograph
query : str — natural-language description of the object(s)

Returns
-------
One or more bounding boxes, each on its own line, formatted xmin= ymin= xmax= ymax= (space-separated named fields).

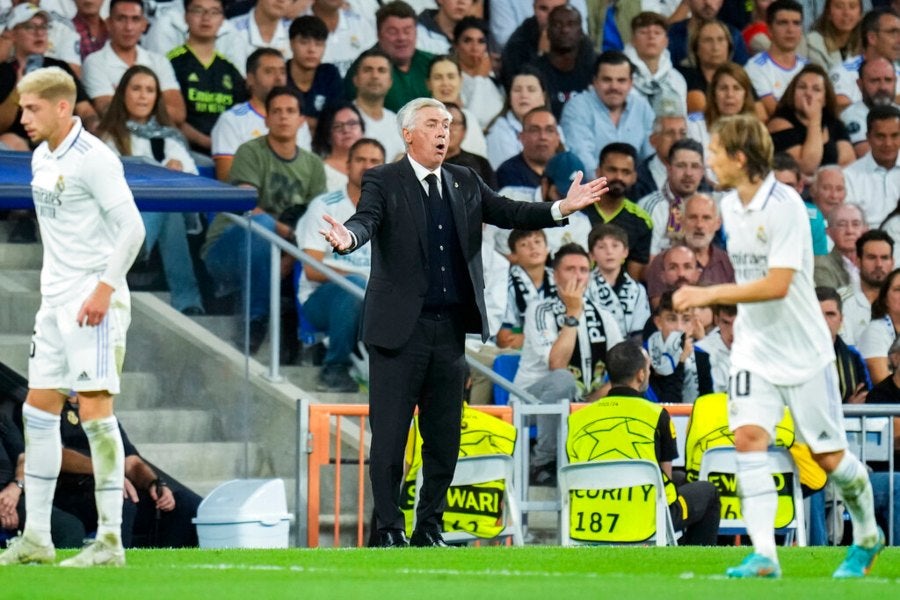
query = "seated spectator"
xmin=144 ymin=0 xmax=247 ymax=75
xmin=443 ymin=102 xmax=496 ymax=188
xmin=496 ymin=229 xmax=555 ymax=350
xmin=512 ymin=243 xmax=623 ymax=486
xmin=744 ymin=0 xmax=808 ymax=119
xmin=351 ymin=48 xmax=405 ymax=162
xmin=494 ymin=150 xmax=593 ymax=256
xmin=845 ymin=229 xmax=894 ymax=346
xmin=814 ymin=202 xmax=867 ymax=290
xmin=307 ymin=0 xmax=376 ymax=78
xmin=211 ymin=48 xmax=311 ymax=182
xmin=296 ymin=138 xmax=384 ymax=391
xmin=425 ymin=55 xmax=486 ymax=157
xmin=167 ymin=0 xmax=247 ymax=153
xmin=567 ymin=339 xmax=720 ymax=545
xmin=98 ymin=65 xmax=206 ymax=315
xmin=0 ymin=412 xmax=83 ymax=548
xmin=82 ymin=0 xmax=186 ymax=123
xmin=667 ymin=0 xmax=748 ymax=69
xmin=645 ymin=244 xmax=701 ymax=309
xmin=679 ymin=193 xmax=734 ymax=285
xmin=623 ymin=11 xmax=687 ymax=114
xmin=586 ymin=223 xmax=651 ymax=341
xmin=285 ymin=15 xmax=343 ymax=128
xmin=416 ymin=0 xmax=471 ymax=55
xmin=844 ymin=105 xmax=900 ymax=229
xmin=808 ymin=164 xmax=847 ymax=228
xmin=499 ymin=0 xmax=569 ymax=87
xmin=344 ymin=1 xmax=435 ymax=113
xmin=203 ymin=87 xmax=326 ymax=352
xmin=676 ymin=19 xmax=738 ymax=115
xmin=0 ymin=1 xmax=82 ymax=76
xmin=497 ymin=107 xmax=561 ymax=189
xmin=817 ymin=286 xmax=871 ymax=403
xmin=581 ymin=142 xmax=652 ymax=281
xmin=685 ymin=62 xmax=758 ymax=185
xmin=806 ymin=0 xmax=863 ymax=71
xmin=72 ymin=0 xmax=108 ymax=61
xmin=828 ymin=8 xmax=900 ymax=111
xmin=840 ymin=57 xmax=899 ymax=159
xmin=312 ymin=102 xmax=365 ymax=192
xmin=453 ymin=17 xmax=503 ymax=131
xmin=227 ymin=0 xmax=292 ymax=60
xmin=638 ymin=139 xmax=706 ymax=257
xmin=772 ymin=151 xmax=829 ymax=258
xmin=646 ymin=290 xmax=712 ymax=403
xmin=53 ymin=399 xmax=202 ymax=548
xmin=560 ymin=50 xmax=655 ymax=174
xmin=527 ymin=4 xmax=597 ymax=120
xmin=632 ymin=110 xmax=688 ymax=200
xmin=694 ymin=303 xmax=735 ymax=392
xmin=858 ymin=267 xmax=900 ymax=384
xmin=768 ymin=64 xmax=854 ymax=176
xmin=485 ymin=66 xmax=555 ymax=169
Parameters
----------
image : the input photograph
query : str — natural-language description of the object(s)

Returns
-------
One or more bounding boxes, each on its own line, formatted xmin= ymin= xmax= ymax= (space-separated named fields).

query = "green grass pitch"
xmin=1 ymin=546 xmax=897 ymax=599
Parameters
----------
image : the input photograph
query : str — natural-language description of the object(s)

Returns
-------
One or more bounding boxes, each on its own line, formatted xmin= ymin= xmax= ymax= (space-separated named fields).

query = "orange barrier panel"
xmin=305 ymin=404 xmax=512 ymax=548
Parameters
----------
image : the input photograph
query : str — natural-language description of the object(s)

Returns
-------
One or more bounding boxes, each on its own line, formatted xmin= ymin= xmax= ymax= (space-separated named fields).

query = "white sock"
xmin=736 ymin=451 xmax=779 ymax=562
xmin=82 ymin=416 xmax=124 ymax=543
xmin=22 ymin=403 xmax=62 ymax=547
xmin=830 ymin=451 xmax=879 ymax=547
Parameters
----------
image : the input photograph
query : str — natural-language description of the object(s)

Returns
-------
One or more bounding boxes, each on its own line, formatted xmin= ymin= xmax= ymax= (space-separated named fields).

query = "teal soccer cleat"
xmin=833 ymin=527 xmax=885 ymax=579
xmin=726 ymin=553 xmax=782 ymax=579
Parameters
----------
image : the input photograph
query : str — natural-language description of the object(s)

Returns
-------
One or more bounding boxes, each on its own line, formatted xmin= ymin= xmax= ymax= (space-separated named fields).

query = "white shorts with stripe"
xmin=728 ymin=363 xmax=848 ymax=454
xmin=28 ymin=281 xmax=131 ymax=395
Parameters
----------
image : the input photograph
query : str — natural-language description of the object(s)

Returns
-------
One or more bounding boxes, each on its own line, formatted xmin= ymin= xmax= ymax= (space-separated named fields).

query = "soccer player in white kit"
xmin=674 ymin=114 xmax=884 ymax=579
xmin=0 ymin=67 xmax=145 ymax=567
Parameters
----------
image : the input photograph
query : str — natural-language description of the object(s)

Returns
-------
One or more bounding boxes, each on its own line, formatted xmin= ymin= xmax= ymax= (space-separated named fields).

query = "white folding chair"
xmin=414 ymin=454 xmax=524 ymax=545
xmin=558 ymin=460 xmax=678 ymax=546
xmin=698 ymin=446 xmax=807 ymax=546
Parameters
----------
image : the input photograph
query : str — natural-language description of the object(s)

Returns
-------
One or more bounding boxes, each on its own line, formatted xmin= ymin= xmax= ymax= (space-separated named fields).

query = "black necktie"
xmin=425 ymin=173 xmax=441 ymax=204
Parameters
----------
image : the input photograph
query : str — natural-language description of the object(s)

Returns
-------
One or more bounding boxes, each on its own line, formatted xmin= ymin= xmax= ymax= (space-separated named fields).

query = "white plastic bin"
xmin=192 ymin=478 xmax=292 ymax=549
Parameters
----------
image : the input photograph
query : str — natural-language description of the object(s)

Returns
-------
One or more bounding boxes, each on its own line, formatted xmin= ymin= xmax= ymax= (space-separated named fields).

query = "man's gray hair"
xmin=809 ymin=164 xmax=844 ymax=190
xmin=827 ymin=202 xmax=866 ymax=225
xmin=684 ymin=192 xmax=719 ymax=218
xmin=396 ymin=97 xmax=452 ymax=145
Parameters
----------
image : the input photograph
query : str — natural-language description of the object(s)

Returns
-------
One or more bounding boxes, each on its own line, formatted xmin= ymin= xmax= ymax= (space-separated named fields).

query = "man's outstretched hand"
xmin=319 ymin=214 xmax=353 ymax=251
xmin=558 ymin=171 xmax=609 ymax=217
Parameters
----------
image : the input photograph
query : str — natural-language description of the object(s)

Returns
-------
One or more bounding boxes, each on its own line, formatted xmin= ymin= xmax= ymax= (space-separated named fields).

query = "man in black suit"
xmin=320 ymin=97 xmax=608 ymax=548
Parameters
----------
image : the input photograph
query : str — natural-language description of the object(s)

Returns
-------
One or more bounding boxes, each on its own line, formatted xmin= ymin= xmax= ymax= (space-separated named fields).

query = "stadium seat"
xmin=292 ymin=261 xmax=324 ymax=346
xmin=698 ymin=446 xmax=807 ymax=546
xmin=413 ymin=454 xmax=525 ymax=545
xmin=558 ymin=460 xmax=678 ymax=546
xmin=491 ymin=354 xmax=521 ymax=405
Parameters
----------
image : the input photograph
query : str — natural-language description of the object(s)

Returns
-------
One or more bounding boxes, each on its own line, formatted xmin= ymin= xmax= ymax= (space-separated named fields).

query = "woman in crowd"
xmin=768 ymin=64 xmax=854 ymax=176
xmin=425 ymin=54 xmax=488 ymax=158
xmin=98 ymin=65 xmax=205 ymax=315
xmin=453 ymin=17 xmax=504 ymax=132
xmin=807 ymin=0 xmax=863 ymax=71
xmin=686 ymin=62 xmax=758 ymax=182
xmin=677 ymin=19 xmax=735 ymax=114
xmin=312 ymin=102 xmax=365 ymax=193
xmin=484 ymin=66 xmax=555 ymax=169
xmin=858 ymin=268 xmax=900 ymax=384
xmin=444 ymin=102 xmax=497 ymax=189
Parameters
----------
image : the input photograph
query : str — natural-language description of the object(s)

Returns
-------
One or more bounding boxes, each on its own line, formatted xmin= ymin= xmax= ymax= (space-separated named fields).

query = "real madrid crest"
xmin=756 ymin=225 xmax=767 ymax=244
xmin=66 ymin=410 xmax=79 ymax=426
xmin=55 ymin=175 xmax=65 ymax=194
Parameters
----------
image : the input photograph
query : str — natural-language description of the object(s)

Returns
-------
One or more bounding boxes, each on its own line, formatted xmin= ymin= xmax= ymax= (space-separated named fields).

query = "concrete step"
xmin=117 ymin=408 xmax=220 ymax=444
xmin=0 ymin=242 xmax=42 ymax=269
xmin=118 ymin=371 xmax=163 ymax=409
xmin=280 ymin=365 xmax=369 ymax=403
xmin=137 ymin=441 xmax=265 ymax=481
xmin=0 ymin=290 xmax=40 ymax=335
xmin=0 ymin=334 xmax=29 ymax=374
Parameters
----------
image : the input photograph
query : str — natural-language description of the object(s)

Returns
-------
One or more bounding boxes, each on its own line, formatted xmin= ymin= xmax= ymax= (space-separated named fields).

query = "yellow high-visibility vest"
xmin=400 ymin=405 xmax=516 ymax=538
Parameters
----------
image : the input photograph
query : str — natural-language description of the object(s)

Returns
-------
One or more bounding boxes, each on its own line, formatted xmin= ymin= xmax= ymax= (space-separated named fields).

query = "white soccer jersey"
xmin=81 ymin=41 xmax=180 ymax=99
xmin=745 ymin=52 xmax=808 ymax=102
xmin=30 ymin=119 xmax=134 ymax=304
xmin=829 ymin=55 xmax=900 ymax=104
xmin=228 ymin=11 xmax=291 ymax=60
xmin=210 ymin=101 xmax=311 ymax=157
xmin=295 ymin=189 xmax=371 ymax=303
xmin=308 ymin=6 xmax=376 ymax=77
xmin=721 ymin=172 xmax=835 ymax=385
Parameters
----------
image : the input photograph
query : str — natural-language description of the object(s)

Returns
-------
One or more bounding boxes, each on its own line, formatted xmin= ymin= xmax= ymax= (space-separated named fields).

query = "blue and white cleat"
xmin=726 ymin=553 xmax=782 ymax=579
xmin=833 ymin=527 xmax=885 ymax=579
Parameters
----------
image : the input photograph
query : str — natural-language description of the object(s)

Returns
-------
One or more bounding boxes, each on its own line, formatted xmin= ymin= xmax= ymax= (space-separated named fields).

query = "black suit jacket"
xmin=344 ymin=156 xmax=559 ymax=349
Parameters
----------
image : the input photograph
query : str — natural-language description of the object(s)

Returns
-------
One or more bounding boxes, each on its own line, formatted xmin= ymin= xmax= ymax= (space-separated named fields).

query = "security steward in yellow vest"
xmin=567 ymin=340 xmax=721 ymax=544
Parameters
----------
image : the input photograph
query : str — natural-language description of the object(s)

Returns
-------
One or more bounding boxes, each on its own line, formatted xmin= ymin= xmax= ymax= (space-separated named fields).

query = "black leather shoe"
xmin=410 ymin=528 xmax=450 ymax=547
xmin=378 ymin=529 xmax=409 ymax=548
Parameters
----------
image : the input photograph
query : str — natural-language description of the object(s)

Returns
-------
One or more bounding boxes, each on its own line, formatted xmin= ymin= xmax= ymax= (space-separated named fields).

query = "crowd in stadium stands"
xmin=3 ymin=0 xmax=900 ymax=544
